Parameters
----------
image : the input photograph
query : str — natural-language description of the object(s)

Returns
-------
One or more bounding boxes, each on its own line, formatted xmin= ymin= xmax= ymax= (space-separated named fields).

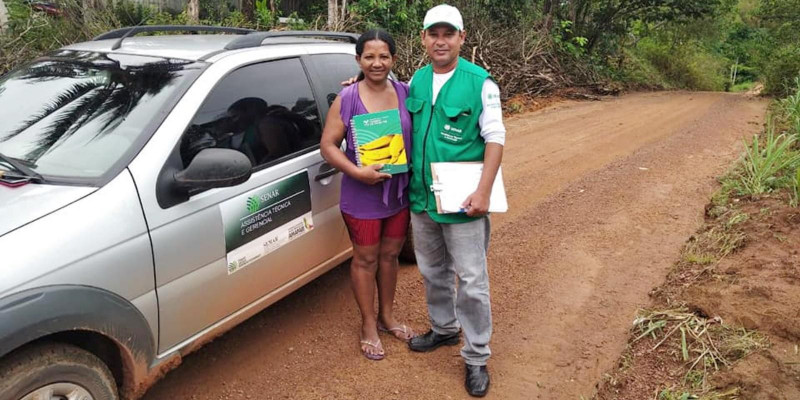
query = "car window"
xmin=180 ymin=58 xmax=321 ymax=170
xmin=307 ymin=53 xmax=361 ymax=107
xmin=0 ymin=51 xmax=203 ymax=181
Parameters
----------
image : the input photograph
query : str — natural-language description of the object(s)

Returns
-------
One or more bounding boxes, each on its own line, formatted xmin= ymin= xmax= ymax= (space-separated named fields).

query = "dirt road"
xmin=143 ymin=91 xmax=767 ymax=400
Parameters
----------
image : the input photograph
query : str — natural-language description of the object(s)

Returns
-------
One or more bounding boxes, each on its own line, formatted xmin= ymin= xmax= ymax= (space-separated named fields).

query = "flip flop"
xmin=378 ymin=323 xmax=414 ymax=342
xmin=360 ymin=339 xmax=385 ymax=361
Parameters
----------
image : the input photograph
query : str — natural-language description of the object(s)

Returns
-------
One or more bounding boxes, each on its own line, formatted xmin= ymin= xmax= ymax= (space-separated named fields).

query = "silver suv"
xmin=0 ymin=26 xmax=364 ymax=400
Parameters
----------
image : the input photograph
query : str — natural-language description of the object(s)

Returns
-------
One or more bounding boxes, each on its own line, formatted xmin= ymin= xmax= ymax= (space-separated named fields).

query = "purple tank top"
xmin=338 ymin=80 xmax=413 ymax=219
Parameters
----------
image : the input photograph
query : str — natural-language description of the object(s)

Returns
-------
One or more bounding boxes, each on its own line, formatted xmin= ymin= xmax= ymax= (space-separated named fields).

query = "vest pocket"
xmin=405 ymin=97 xmax=425 ymax=113
xmin=437 ymin=104 xmax=473 ymax=144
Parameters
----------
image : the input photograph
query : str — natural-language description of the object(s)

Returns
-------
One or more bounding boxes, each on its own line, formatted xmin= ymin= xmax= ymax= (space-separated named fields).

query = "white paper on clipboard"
xmin=430 ymin=162 xmax=508 ymax=214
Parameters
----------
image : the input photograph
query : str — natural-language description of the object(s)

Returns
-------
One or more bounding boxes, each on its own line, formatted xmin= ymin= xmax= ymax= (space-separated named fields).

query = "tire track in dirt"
xmin=142 ymin=91 xmax=767 ymax=400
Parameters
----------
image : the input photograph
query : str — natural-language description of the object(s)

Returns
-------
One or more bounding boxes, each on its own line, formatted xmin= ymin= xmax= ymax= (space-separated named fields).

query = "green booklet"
xmin=351 ymin=108 xmax=408 ymax=174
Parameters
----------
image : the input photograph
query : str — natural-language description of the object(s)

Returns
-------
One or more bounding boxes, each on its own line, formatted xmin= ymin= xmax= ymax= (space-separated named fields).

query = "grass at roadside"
xmin=718 ymin=76 xmax=800 ymax=201
xmin=730 ymin=82 xmax=755 ymax=93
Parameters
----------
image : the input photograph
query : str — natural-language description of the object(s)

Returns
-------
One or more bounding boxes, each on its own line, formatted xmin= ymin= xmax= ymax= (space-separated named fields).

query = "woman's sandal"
xmin=378 ymin=323 xmax=415 ymax=342
xmin=360 ymin=338 xmax=385 ymax=361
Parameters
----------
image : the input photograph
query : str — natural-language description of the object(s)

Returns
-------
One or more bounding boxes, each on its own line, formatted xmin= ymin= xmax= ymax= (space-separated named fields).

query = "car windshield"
xmin=0 ymin=50 xmax=203 ymax=181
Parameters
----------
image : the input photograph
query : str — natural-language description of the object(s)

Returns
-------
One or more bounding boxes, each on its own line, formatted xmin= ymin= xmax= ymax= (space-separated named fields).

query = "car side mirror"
xmin=174 ymin=148 xmax=252 ymax=191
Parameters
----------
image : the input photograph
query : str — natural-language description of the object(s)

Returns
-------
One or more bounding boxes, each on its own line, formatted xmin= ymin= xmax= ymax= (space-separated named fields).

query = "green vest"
xmin=405 ymin=57 xmax=491 ymax=224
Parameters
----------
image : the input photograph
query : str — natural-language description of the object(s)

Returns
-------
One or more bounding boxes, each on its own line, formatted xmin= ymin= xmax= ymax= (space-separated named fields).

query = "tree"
xmin=0 ymin=0 xmax=8 ymax=33
xmin=757 ymin=0 xmax=800 ymax=94
xmin=187 ymin=0 xmax=199 ymax=23
xmin=546 ymin=0 xmax=726 ymax=54
xmin=327 ymin=0 xmax=337 ymax=28
xmin=759 ymin=0 xmax=800 ymax=42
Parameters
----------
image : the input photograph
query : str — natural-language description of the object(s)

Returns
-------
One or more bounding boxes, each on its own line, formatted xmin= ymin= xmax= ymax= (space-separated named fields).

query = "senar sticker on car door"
xmin=220 ymin=170 xmax=314 ymax=275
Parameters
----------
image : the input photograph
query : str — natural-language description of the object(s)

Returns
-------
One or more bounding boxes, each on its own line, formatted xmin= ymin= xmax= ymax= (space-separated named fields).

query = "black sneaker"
xmin=407 ymin=329 xmax=460 ymax=352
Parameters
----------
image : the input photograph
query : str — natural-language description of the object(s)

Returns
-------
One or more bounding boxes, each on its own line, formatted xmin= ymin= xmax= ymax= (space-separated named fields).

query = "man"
xmin=406 ymin=4 xmax=505 ymax=398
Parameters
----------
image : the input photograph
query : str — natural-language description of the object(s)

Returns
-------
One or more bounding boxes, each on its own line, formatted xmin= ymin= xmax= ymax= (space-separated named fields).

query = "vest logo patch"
xmin=443 ymin=124 xmax=463 ymax=133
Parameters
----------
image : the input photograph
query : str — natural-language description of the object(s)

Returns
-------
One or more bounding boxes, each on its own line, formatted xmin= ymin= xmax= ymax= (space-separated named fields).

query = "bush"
xmin=633 ymin=37 xmax=727 ymax=91
xmin=611 ymin=47 xmax=669 ymax=89
xmin=347 ymin=0 xmax=431 ymax=35
xmin=200 ymin=0 xmax=235 ymax=21
xmin=145 ymin=10 xmax=189 ymax=27
xmin=764 ymin=45 xmax=800 ymax=97
xmin=0 ymin=0 xmax=120 ymax=75
xmin=113 ymin=0 xmax=156 ymax=26
xmin=221 ymin=11 xmax=252 ymax=29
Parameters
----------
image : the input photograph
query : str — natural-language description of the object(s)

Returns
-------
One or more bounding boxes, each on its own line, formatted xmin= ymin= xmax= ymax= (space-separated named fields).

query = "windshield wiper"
xmin=0 ymin=152 xmax=44 ymax=182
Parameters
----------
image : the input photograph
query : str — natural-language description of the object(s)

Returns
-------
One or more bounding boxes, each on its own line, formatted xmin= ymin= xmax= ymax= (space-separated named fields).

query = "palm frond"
xmin=4 ymin=80 xmax=101 ymax=141
xmin=16 ymin=62 xmax=83 ymax=81
xmin=26 ymin=86 xmax=106 ymax=161
xmin=95 ymin=86 xmax=137 ymax=134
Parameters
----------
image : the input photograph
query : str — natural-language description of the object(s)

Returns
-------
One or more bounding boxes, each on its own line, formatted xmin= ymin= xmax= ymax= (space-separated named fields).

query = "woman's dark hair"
xmin=355 ymin=29 xmax=397 ymax=56
xmin=355 ymin=29 xmax=396 ymax=81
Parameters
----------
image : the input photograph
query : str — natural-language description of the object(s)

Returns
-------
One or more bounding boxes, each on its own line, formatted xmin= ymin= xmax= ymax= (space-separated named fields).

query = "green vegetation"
xmin=738 ymin=126 xmax=800 ymax=194
xmin=0 ymin=0 xmax=798 ymax=98
xmin=714 ymin=79 xmax=800 ymax=206
xmin=780 ymin=77 xmax=800 ymax=134
xmin=730 ymin=81 xmax=755 ymax=92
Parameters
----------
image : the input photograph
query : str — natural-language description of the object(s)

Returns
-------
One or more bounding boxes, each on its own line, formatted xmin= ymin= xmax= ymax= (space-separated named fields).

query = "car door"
xmin=304 ymin=52 xmax=363 ymax=113
xmin=130 ymin=56 xmax=349 ymax=353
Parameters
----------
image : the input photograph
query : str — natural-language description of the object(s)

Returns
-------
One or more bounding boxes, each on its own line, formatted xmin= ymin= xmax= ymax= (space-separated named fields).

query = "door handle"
xmin=314 ymin=164 xmax=340 ymax=182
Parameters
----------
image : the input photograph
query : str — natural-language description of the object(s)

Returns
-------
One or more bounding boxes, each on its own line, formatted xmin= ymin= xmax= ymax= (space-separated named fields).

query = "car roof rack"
xmin=93 ymin=25 xmax=256 ymax=51
xmin=223 ymin=31 xmax=359 ymax=50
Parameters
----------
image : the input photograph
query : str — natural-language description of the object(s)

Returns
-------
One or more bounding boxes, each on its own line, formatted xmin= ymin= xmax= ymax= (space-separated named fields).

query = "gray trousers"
xmin=410 ymin=211 xmax=492 ymax=365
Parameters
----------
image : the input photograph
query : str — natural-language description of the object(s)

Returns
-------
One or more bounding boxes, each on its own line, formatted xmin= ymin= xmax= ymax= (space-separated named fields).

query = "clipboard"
xmin=430 ymin=162 xmax=508 ymax=214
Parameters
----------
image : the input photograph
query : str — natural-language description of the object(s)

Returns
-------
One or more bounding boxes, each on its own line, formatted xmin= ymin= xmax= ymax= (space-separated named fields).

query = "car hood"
xmin=0 ymin=183 xmax=96 ymax=236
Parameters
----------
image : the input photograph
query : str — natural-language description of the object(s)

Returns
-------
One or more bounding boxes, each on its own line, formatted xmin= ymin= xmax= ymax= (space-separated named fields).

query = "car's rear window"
xmin=0 ymin=50 xmax=203 ymax=182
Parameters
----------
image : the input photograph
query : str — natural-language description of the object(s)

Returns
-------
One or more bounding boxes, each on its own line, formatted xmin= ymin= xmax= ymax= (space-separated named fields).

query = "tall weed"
xmin=790 ymin=168 xmax=800 ymax=207
xmin=779 ymin=76 xmax=800 ymax=136
xmin=737 ymin=122 xmax=800 ymax=195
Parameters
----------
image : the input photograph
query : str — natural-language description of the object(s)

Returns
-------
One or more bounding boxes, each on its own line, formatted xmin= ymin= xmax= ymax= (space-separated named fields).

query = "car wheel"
xmin=0 ymin=343 xmax=118 ymax=400
xmin=399 ymin=221 xmax=416 ymax=263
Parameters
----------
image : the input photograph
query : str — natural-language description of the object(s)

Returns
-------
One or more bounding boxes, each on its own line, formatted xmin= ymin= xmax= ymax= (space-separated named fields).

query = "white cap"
xmin=423 ymin=4 xmax=464 ymax=31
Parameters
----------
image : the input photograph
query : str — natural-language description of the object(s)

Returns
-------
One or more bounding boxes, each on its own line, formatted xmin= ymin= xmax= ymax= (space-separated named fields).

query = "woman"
xmin=320 ymin=30 xmax=414 ymax=361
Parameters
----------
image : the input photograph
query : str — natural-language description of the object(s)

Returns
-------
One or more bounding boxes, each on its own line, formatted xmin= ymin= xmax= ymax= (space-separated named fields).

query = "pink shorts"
xmin=341 ymin=208 xmax=410 ymax=246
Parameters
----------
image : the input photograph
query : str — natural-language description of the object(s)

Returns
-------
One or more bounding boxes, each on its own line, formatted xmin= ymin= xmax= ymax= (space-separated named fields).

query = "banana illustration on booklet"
xmin=351 ymin=108 xmax=408 ymax=174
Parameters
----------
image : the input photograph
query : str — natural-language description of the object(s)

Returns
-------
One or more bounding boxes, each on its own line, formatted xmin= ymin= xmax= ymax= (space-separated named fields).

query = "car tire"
xmin=0 ymin=342 xmax=119 ymax=400
xmin=399 ymin=221 xmax=416 ymax=263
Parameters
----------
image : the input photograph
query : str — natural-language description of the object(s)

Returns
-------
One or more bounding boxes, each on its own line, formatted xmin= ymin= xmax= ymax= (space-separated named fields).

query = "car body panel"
xmin=0 ymin=170 xmax=158 ymax=339
xmin=0 ymin=184 xmax=95 ymax=236
xmin=0 ymin=285 xmax=154 ymax=365
xmin=154 ymin=245 xmax=352 ymax=359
